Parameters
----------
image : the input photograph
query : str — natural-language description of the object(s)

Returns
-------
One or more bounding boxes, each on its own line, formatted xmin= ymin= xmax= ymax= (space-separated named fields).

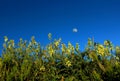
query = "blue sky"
xmin=0 ymin=0 xmax=120 ymax=54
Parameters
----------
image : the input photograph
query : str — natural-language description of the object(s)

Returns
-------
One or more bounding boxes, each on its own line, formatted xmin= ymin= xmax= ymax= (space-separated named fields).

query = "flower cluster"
xmin=47 ymin=44 xmax=55 ymax=56
xmin=104 ymin=40 xmax=109 ymax=46
xmin=54 ymin=38 xmax=61 ymax=48
xmin=61 ymin=43 xmax=66 ymax=53
xmin=1 ymin=34 xmax=120 ymax=80
xmin=61 ymin=42 xmax=77 ymax=55
xmin=0 ymin=58 xmax=2 ymax=68
xmin=75 ymin=43 xmax=79 ymax=51
xmin=40 ymin=66 xmax=45 ymax=71
xmin=65 ymin=58 xmax=72 ymax=67
xmin=97 ymin=44 xmax=105 ymax=56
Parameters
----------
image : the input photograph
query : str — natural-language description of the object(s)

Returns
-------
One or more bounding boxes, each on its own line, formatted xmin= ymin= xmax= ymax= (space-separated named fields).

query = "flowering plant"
xmin=0 ymin=34 xmax=120 ymax=81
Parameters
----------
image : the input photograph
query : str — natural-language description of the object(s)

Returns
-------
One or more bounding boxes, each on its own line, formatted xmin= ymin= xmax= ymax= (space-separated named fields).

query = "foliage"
xmin=0 ymin=34 xmax=120 ymax=81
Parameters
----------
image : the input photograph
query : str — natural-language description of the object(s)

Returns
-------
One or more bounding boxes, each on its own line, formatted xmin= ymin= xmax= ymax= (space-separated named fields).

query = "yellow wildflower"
xmin=8 ymin=44 xmax=11 ymax=49
xmin=48 ymin=33 xmax=52 ymax=40
xmin=48 ymin=45 xmax=54 ymax=56
xmin=61 ymin=76 xmax=64 ymax=81
xmin=50 ymin=49 xmax=54 ymax=56
xmin=71 ymin=46 xmax=75 ymax=53
xmin=116 ymin=46 xmax=120 ymax=54
xmin=116 ymin=56 xmax=119 ymax=60
xmin=68 ymin=42 xmax=72 ymax=47
xmin=58 ymin=38 xmax=61 ymax=42
xmin=4 ymin=36 xmax=8 ymax=42
xmin=115 ymin=62 xmax=119 ymax=66
xmin=3 ymin=43 xmax=6 ymax=48
xmin=88 ymin=38 xmax=92 ymax=46
xmin=0 ymin=58 xmax=2 ymax=68
xmin=64 ymin=58 xmax=72 ymax=67
xmin=116 ymin=46 xmax=120 ymax=50
xmin=75 ymin=43 xmax=79 ymax=51
xmin=61 ymin=44 xmax=66 ymax=53
xmin=68 ymin=42 xmax=75 ymax=53
xmin=66 ymin=48 xmax=71 ymax=55
xmin=104 ymin=48 xmax=110 ymax=56
xmin=92 ymin=70 xmax=101 ymax=79
xmin=65 ymin=60 xmax=72 ymax=67
xmin=11 ymin=40 xmax=15 ymax=47
xmin=89 ymin=51 xmax=97 ymax=61
xmin=40 ymin=66 xmax=45 ymax=71
xmin=104 ymin=40 xmax=109 ymax=46
xmin=97 ymin=44 xmax=105 ymax=56
xmin=54 ymin=38 xmax=61 ymax=47
xmin=68 ymin=42 xmax=72 ymax=50
xmin=54 ymin=41 xmax=59 ymax=47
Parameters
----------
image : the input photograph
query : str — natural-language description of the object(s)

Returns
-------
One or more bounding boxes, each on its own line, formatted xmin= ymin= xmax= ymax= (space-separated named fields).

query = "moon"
xmin=73 ymin=28 xmax=78 ymax=33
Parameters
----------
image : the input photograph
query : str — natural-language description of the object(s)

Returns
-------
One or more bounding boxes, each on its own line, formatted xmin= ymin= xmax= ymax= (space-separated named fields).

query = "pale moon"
xmin=73 ymin=28 xmax=78 ymax=32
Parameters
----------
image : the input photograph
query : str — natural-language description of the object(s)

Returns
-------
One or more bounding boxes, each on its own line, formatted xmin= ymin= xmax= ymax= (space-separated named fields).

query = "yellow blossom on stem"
xmin=68 ymin=41 xmax=72 ymax=50
xmin=48 ymin=45 xmax=55 ymax=56
xmin=66 ymin=48 xmax=71 ymax=55
xmin=65 ymin=60 xmax=72 ymax=67
xmin=4 ymin=36 xmax=8 ymax=42
xmin=54 ymin=41 xmax=59 ymax=47
xmin=61 ymin=44 xmax=66 ymax=53
xmin=71 ymin=46 xmax=74 ymax=53
xmin=97 ymin=44 xmax=105 ymax=56
xmin=0 ymin=58 xmax=2 ymax=68
xmin=75 ymin=43 xmax=79 ymax=51
xmin=104 ymin=40 xmax=109 ymax=46
xmin=88 ymin=38 xmax=92 ymax=46
xmin=48 ymin=33 xmax=52 ymax=40
xmin=40 ymin=66 xmax=45 ymax=71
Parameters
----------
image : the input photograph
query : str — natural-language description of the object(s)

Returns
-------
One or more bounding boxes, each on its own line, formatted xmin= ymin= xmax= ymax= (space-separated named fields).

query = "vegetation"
xmin=0 ymin=33 xmax=120 ymax=81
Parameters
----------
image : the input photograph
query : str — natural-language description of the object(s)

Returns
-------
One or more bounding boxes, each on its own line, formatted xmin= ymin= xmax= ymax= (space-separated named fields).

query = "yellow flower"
xmin=58 ymin=38 xmax=61 ymax=42
xmin=97 ymin=44 xmax=105 ymax=56
xmin=0 ymin=58 xmax=2 ymax=68
xmin=64 ymin=58 xmax=72 ymax=67
xmin=104 ymin=40 xmax=109 ymax=46
xmin=54 ymin=38 xmax=61 ymax=47
xmin=8 ymin=44 xmax=11 ymax=49
xmin=40 ymin=66 xmax=45 ymax=71
xmin=48 ymin=45 xmax=55 ymax=56
xmin=50 ymin=49 xmax=54 ymax=55
xmin=115 ymin=62 xmax=119 ymax=66
xmin=116 ymin=46 xmax=120 ymax=54
xmin=61 ymin=44 xmax=66 ymax=53
xmin=68 ymin=42 xmax=72 ymax=47
xmin=75 ymin=43 xmax=79 ymax=51
xmin=104 ymin=48 xmax=110 ymax=56
xmin=66 ymin=48 xmax=71 ymax=55
xmin=48 ymin=33 xmax=52 ymax=40
xmin=4 ymin=36 xmax=8 ymax=42
xmin=3 ymin=43 xmax=6 ymax=48
xmin=89 ymin=51 xmax=97 ymax=61
xmin=67 ymin=42 xmax=75 ymax=53
xmin=65 ymin=60 xmax=72 ymax=67
xmin=88 ymin=38 xmax=92 ymax=46
xmin=11 ymin=40 xmax=15 ymax=47
xmin=71 ymin=46 xmax=75 ymax=53
xmin=116 ymin=46 xmax=120 ymax=50
xmin=55 ymin=41 xmax=59 ymax=46
xmin=92 ymin=70 xmax=101 ymax=79
xmin=68 ymin=42 xmax=72 ymax=50
xmin=116 ymin=56 xmax=119 ymax=60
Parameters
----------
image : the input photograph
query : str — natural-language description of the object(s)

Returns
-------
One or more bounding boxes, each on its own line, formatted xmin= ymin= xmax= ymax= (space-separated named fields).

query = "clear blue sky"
xmin=0 ymin=0 xmax=120 ymax=54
